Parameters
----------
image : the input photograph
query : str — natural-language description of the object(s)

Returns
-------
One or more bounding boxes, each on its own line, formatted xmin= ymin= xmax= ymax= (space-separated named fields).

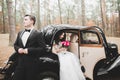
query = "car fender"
xmin=107 ymin=55 xmax=120 ymax=71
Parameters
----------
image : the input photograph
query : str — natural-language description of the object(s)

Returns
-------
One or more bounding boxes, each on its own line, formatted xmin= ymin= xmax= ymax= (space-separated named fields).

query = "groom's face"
xmin=23 ymin=16 xmax=33 ymax=28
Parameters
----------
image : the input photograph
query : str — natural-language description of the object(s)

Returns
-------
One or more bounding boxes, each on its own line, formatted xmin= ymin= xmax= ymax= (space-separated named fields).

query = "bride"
xmin=52 ymin=31 xmax=86 ymax=80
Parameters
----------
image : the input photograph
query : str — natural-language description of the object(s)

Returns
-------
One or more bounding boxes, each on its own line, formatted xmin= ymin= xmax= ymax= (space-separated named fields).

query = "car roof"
xmin=47 ymin=24 xmax=90 ymax=31
xmin=41 ymin=24 xmax=93 ymax=45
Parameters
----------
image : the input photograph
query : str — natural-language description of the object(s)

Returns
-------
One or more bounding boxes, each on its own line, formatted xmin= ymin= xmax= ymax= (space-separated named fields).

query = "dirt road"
xmin=0 ymin=34 xmax=14 ymax=67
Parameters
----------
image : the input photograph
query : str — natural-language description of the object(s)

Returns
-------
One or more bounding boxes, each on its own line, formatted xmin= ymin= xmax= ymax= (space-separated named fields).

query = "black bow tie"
xmin=25 ymin=29 xmax=31 ymax=32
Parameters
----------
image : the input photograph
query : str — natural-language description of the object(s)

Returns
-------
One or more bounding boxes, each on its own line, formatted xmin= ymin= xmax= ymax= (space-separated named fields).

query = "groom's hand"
xmin=18 ymin=48 xmax=24 ymax=54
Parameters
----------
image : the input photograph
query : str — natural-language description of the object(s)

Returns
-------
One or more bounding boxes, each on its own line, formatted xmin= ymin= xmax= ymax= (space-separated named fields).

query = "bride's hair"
xmin=54 ymin=31 xmax=66 ymax=45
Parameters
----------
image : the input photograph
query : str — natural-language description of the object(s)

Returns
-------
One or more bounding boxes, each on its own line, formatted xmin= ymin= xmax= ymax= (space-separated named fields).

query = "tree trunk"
xmin=118 ymin=8 xmax=120 ymax=37
xmin=67 ymin=9 xmax=70 ymax=24
xmin=118 ymin=10 xmax=120 ymax=37
xmin=118 ymin=0 xmax=120 ymax=36
xmin=30 ymin=0 xmax=34 ymax=14
xmin=15 ymin=0 xmax=16 ymax=29
xmin=58 ymin=0 xmax=62 ymax=24
xmin=48 ymin=0 xmax=51 ymax=25
xmin=6 ymin=0 xmax=16 ymax=46
xmin=43 ymin=1 xmax=47 ymax=26
xmin=81 ymin=0 xmax=86 ymax=26
xmin=100 ymin=0 xmax=107 ymax=33
xmin=2 ymin=0 xmax=6 ymax=33
xmin=37 ymin=0 xmax=41 ymax=29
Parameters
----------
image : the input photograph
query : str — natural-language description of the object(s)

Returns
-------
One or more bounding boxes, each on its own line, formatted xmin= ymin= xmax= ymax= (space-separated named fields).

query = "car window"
xmin=80 ymin=31 xmax=100 ymax=44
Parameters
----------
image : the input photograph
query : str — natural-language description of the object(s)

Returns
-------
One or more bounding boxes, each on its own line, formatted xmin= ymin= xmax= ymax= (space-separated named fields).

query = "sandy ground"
xmin=106 ymin=37 xmax=120 ymax=53
xmin=0 ymin=34 xmax=14 ymax=67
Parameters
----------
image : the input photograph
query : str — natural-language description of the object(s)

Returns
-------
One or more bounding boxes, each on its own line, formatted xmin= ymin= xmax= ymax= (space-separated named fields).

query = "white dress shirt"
xmin=21 ymin=27 xmax=34 ymax=47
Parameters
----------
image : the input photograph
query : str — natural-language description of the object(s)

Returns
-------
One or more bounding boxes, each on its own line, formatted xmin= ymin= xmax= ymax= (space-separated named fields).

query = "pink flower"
xmin=61 ymin=41 xmax=70 ymax=47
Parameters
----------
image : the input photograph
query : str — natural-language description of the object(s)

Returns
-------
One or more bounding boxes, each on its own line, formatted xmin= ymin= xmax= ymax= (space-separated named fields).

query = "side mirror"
xmin=109 ymin=43 xmax=118 ymax=52
xmin=108 ymin=43 xmax=119 ymax=57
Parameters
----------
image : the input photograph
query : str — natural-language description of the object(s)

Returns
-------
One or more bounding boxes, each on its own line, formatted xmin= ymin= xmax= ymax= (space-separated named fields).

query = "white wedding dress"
xmin=57 ymin=51 xmax=86 ymax=80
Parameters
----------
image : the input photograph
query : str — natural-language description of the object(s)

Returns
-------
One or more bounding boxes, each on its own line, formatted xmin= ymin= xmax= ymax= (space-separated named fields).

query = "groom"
xmin=13 ymin=14 xmax=46 ymax=80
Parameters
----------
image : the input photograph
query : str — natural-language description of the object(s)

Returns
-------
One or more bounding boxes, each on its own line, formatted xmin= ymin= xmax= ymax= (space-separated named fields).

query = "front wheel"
xmin=93 ymin=60 xmax=106 ymax=80
xmin=38 ymin=71 xmax=59 ymax=80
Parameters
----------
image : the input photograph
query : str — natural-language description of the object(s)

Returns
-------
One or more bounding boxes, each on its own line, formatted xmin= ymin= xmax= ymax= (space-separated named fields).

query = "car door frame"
xmin=78 ymin=28 xmax=106 ymax=80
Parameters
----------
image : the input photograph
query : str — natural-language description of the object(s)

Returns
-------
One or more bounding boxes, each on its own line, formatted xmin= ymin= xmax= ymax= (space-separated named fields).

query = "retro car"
xmin=0 ymin=24 xmax=120 ymax=80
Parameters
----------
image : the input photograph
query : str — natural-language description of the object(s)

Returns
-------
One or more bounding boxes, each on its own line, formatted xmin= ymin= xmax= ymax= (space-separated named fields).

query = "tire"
xmin=93 ymin=60 xmax=105 ymax=80
xmin=38 ymin=71 xmax=59 ymax=80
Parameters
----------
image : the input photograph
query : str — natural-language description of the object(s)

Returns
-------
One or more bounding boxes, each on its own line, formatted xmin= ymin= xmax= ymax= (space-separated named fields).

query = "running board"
xmin=97 ymin=68 xmax=108 ymax=76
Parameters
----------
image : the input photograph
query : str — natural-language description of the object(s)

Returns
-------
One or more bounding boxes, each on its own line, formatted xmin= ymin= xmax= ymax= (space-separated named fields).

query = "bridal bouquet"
xmin=61 ymin=41 xmax=70 ymax=47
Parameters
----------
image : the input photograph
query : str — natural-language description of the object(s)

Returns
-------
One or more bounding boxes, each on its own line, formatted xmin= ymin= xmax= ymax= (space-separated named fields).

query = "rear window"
xmin=80 ymin=31 xmax=100 ymax=44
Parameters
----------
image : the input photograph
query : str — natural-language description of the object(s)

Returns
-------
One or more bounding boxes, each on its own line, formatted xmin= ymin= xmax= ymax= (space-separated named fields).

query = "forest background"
xmin=0 ymin=0 xmax=120 ymax=45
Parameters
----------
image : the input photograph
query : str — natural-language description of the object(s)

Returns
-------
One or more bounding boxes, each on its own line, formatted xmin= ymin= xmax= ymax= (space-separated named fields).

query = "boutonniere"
xmin=61 ymin=41 xmax=70 ymax=47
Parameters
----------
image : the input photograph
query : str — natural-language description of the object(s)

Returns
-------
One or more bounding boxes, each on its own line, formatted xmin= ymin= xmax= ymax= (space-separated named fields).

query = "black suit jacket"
xmin=14 ymin=29 xmax=46 ymax=57
xmin=13 ymin=29 xmax=46 ymax=80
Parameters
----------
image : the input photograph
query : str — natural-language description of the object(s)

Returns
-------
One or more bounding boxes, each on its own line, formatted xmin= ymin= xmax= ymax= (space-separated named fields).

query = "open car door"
xmin=79 ymin=30 xmax=106 ymax=79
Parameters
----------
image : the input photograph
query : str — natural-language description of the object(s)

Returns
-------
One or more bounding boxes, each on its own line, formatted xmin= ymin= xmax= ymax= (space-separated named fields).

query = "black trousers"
xmin=13 ymin=56 xmax=39 ymax=80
